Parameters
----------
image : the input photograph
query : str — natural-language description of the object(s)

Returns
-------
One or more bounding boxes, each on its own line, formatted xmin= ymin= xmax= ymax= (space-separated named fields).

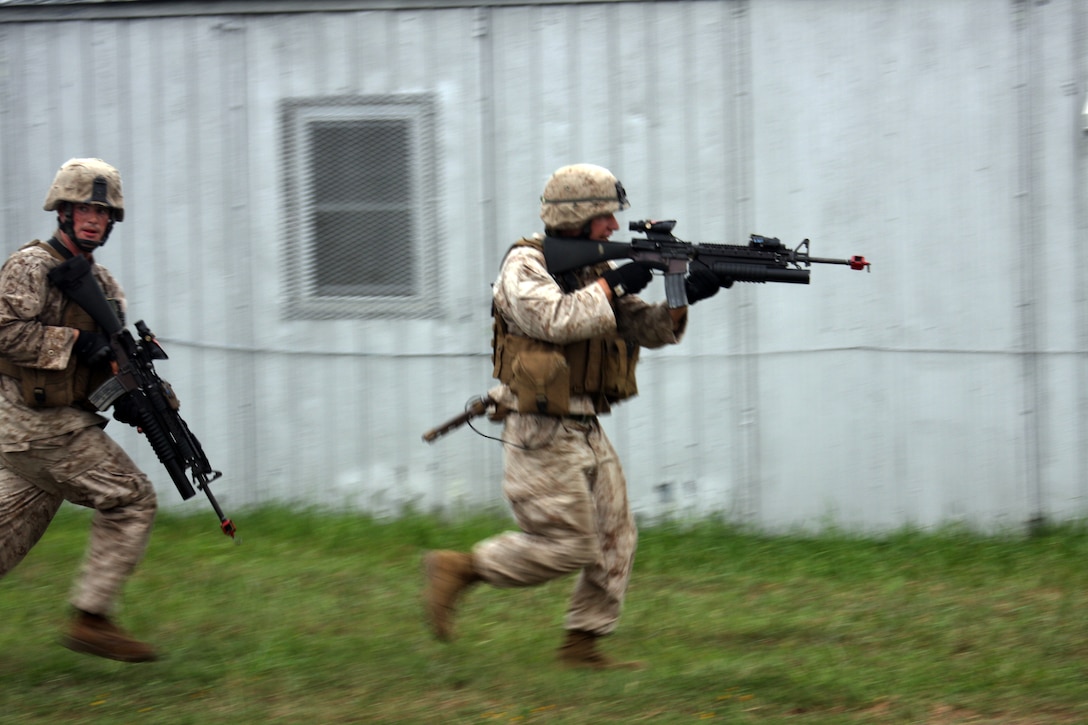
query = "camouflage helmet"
xmin=43 ymin=158 xmax=125 ymax=221
xmin=539 ymin=163 xmax=629 ymax=230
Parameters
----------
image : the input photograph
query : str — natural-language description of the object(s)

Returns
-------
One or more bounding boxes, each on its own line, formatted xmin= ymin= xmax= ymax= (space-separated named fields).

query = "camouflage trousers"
xmin=473 ymin=414 xmax=637 ymax=636
xmin=0 ymin=426 xmax=157 ymax=615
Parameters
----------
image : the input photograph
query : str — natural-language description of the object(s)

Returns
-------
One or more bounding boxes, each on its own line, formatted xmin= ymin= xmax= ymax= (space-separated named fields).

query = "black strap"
xmin=46 ymin=236 xmax=74 ymax=260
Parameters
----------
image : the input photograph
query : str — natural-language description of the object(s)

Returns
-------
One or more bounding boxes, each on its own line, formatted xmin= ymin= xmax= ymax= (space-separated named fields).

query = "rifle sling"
xmin=45 ymin=236 xmax=75 ymax=260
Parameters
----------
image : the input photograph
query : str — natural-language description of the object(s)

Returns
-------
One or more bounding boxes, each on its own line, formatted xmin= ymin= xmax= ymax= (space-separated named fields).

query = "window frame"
xmin=281 ymin=94 xmax=441 ymax=319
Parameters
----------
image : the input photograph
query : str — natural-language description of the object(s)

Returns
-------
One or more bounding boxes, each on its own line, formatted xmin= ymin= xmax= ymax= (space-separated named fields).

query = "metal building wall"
xmin=0 ymin=0 xmax=1084 ymax=531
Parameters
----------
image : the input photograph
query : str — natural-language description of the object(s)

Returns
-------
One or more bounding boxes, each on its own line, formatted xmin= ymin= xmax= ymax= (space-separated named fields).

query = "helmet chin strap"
xmin=58 ymin=209 xmax=114 ymax=253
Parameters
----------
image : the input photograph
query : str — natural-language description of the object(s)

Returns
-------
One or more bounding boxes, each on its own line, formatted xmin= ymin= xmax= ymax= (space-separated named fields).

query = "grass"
xmin=1 ymin=505 xmax=1086 ymax=723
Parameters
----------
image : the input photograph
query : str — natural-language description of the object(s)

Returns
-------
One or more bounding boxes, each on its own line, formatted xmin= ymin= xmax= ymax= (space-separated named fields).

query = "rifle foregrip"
xmin=710 ymin=263 xmax=811 ymax=285
xmin=138 ymin=407 xmax=196 ymax=499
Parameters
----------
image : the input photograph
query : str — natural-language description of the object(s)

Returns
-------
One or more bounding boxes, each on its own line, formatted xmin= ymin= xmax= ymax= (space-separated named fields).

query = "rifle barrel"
xmin=807 ymin=254 xmax=871 ymax=271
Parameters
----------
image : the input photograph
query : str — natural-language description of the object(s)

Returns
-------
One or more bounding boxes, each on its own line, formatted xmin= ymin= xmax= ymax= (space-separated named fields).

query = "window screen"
xmin=281 ymin=95 xmax=440 ymax=318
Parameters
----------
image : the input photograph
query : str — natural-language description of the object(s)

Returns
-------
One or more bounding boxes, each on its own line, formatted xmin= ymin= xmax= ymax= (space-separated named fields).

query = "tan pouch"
xmin=510 ymin=347 xmax=570 ymax=416
xmin=601 ymin=338 xmax=639 ymax=401
xmin=16 ymin=365 xmax=78 ymax=408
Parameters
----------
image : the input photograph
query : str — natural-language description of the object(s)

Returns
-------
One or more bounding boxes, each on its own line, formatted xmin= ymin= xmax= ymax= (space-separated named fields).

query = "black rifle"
xmin=47 ymin=255 xmax=236 ymax=539
xmin=544 ymin=219 xmax=870 ymax=308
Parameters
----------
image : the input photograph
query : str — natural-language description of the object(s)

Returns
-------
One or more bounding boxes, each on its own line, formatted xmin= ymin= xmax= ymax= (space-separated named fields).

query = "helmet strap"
xmin=57 ymin=204 xmax=114 ymax=253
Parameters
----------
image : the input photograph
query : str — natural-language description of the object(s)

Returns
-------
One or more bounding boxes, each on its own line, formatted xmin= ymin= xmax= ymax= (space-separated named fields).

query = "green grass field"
xmin=1 ymin=505 xmax=1086 ymax=724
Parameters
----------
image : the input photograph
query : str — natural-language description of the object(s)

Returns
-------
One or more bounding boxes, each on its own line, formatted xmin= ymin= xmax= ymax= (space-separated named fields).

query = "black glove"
xmin=112 ymin=393 xmax=142 ymax=427
xmin=601 ymin=262 xmax=654 ymax=298
xmin=72 ymin=331 xmax=113 ymax=366
xmin=684 ymin=264 xmax=722 ymax=305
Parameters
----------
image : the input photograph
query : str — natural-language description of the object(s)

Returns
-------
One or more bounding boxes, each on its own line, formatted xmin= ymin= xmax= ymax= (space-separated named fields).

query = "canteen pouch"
xmin=509 ymin=346 xmax=571 ymax=416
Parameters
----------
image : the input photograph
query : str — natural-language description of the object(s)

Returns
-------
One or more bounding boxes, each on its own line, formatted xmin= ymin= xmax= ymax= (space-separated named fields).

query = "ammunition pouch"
xmin=592 ymin=338 xmax=640 ymax=402
xmin=0 ymin=357 xmax=99 ymax=409
xmin=492 ymin=316 xmax=639 ymax=416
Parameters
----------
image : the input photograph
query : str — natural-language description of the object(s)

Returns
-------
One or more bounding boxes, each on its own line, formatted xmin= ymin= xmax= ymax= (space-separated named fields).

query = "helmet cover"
xmin=43 ymin=158 xmax=125 ymax=221
xmin=540 ymin=163 xmax=629 ymax=230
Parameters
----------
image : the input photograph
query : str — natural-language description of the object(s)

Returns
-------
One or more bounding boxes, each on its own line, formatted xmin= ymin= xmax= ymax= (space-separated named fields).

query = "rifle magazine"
xmin=89 ymin=376 xmax=127 ymax=411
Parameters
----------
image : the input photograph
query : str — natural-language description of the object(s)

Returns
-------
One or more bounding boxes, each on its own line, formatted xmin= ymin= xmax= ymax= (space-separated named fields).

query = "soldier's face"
xmin=587 ymin=213 xmax=619 ymax=241
xmin=69 ymin=203 xmax=110 ymax=243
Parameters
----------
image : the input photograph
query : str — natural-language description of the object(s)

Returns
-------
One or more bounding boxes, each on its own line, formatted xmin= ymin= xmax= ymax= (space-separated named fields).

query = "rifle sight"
xmin=749 ymin=234 xmax=788 ymax=252
xmin=629 ymin=219 xmax=677 ymax=237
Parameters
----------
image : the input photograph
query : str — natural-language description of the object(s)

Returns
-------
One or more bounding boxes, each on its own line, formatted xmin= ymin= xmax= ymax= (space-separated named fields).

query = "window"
xmin=281 ymin=94 xmax=440 ymax=318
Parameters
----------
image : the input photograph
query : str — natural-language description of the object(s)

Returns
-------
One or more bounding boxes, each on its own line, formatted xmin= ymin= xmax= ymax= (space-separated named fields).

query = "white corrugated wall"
xmin=0 ymin=0 xmax=1084 ymax=532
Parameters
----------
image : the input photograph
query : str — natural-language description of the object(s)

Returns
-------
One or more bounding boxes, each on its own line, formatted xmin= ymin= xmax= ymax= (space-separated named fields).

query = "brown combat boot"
xmin=557 ymin=629 xmax=645 ymax=670
xmin=61 ymin=611 xmax=158 ymax=663
xmin=422 ymin=550 xmax=481 ymax=641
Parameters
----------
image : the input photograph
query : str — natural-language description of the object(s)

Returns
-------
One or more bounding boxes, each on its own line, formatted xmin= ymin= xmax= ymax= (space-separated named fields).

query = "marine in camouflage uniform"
xmin=424 ymin=164 xmax=721 ymax=669
xmin=0 ymin=158 xmax=158 ymax=663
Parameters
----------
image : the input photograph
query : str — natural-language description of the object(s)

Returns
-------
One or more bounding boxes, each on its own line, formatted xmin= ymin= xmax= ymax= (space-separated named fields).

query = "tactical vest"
xmin=491 ymin=237 xmax=639 ymax=416
xmin=0 ymin=240 xmax=110 ymax=408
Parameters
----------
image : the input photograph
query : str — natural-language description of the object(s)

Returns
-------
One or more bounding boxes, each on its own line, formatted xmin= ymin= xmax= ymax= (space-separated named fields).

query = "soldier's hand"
xmin=111 ymin=393 xmax=141 ymax=427
xmin=684 ymin=264 xmax=722 ymax=305
xmin=72 ymin=331 xmax=113 ymax=366
xmin=601 ymin=262 xmax=654 ymax=298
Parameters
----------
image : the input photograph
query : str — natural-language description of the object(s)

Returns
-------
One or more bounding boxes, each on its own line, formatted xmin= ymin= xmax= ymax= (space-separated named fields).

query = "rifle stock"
xmin=542 ymin=239 xmax=633 ymax=273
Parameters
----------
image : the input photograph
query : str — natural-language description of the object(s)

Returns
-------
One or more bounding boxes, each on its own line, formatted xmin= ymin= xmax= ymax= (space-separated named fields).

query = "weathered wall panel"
xmin=0 ymin=0 xmax=1085 ymax=532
